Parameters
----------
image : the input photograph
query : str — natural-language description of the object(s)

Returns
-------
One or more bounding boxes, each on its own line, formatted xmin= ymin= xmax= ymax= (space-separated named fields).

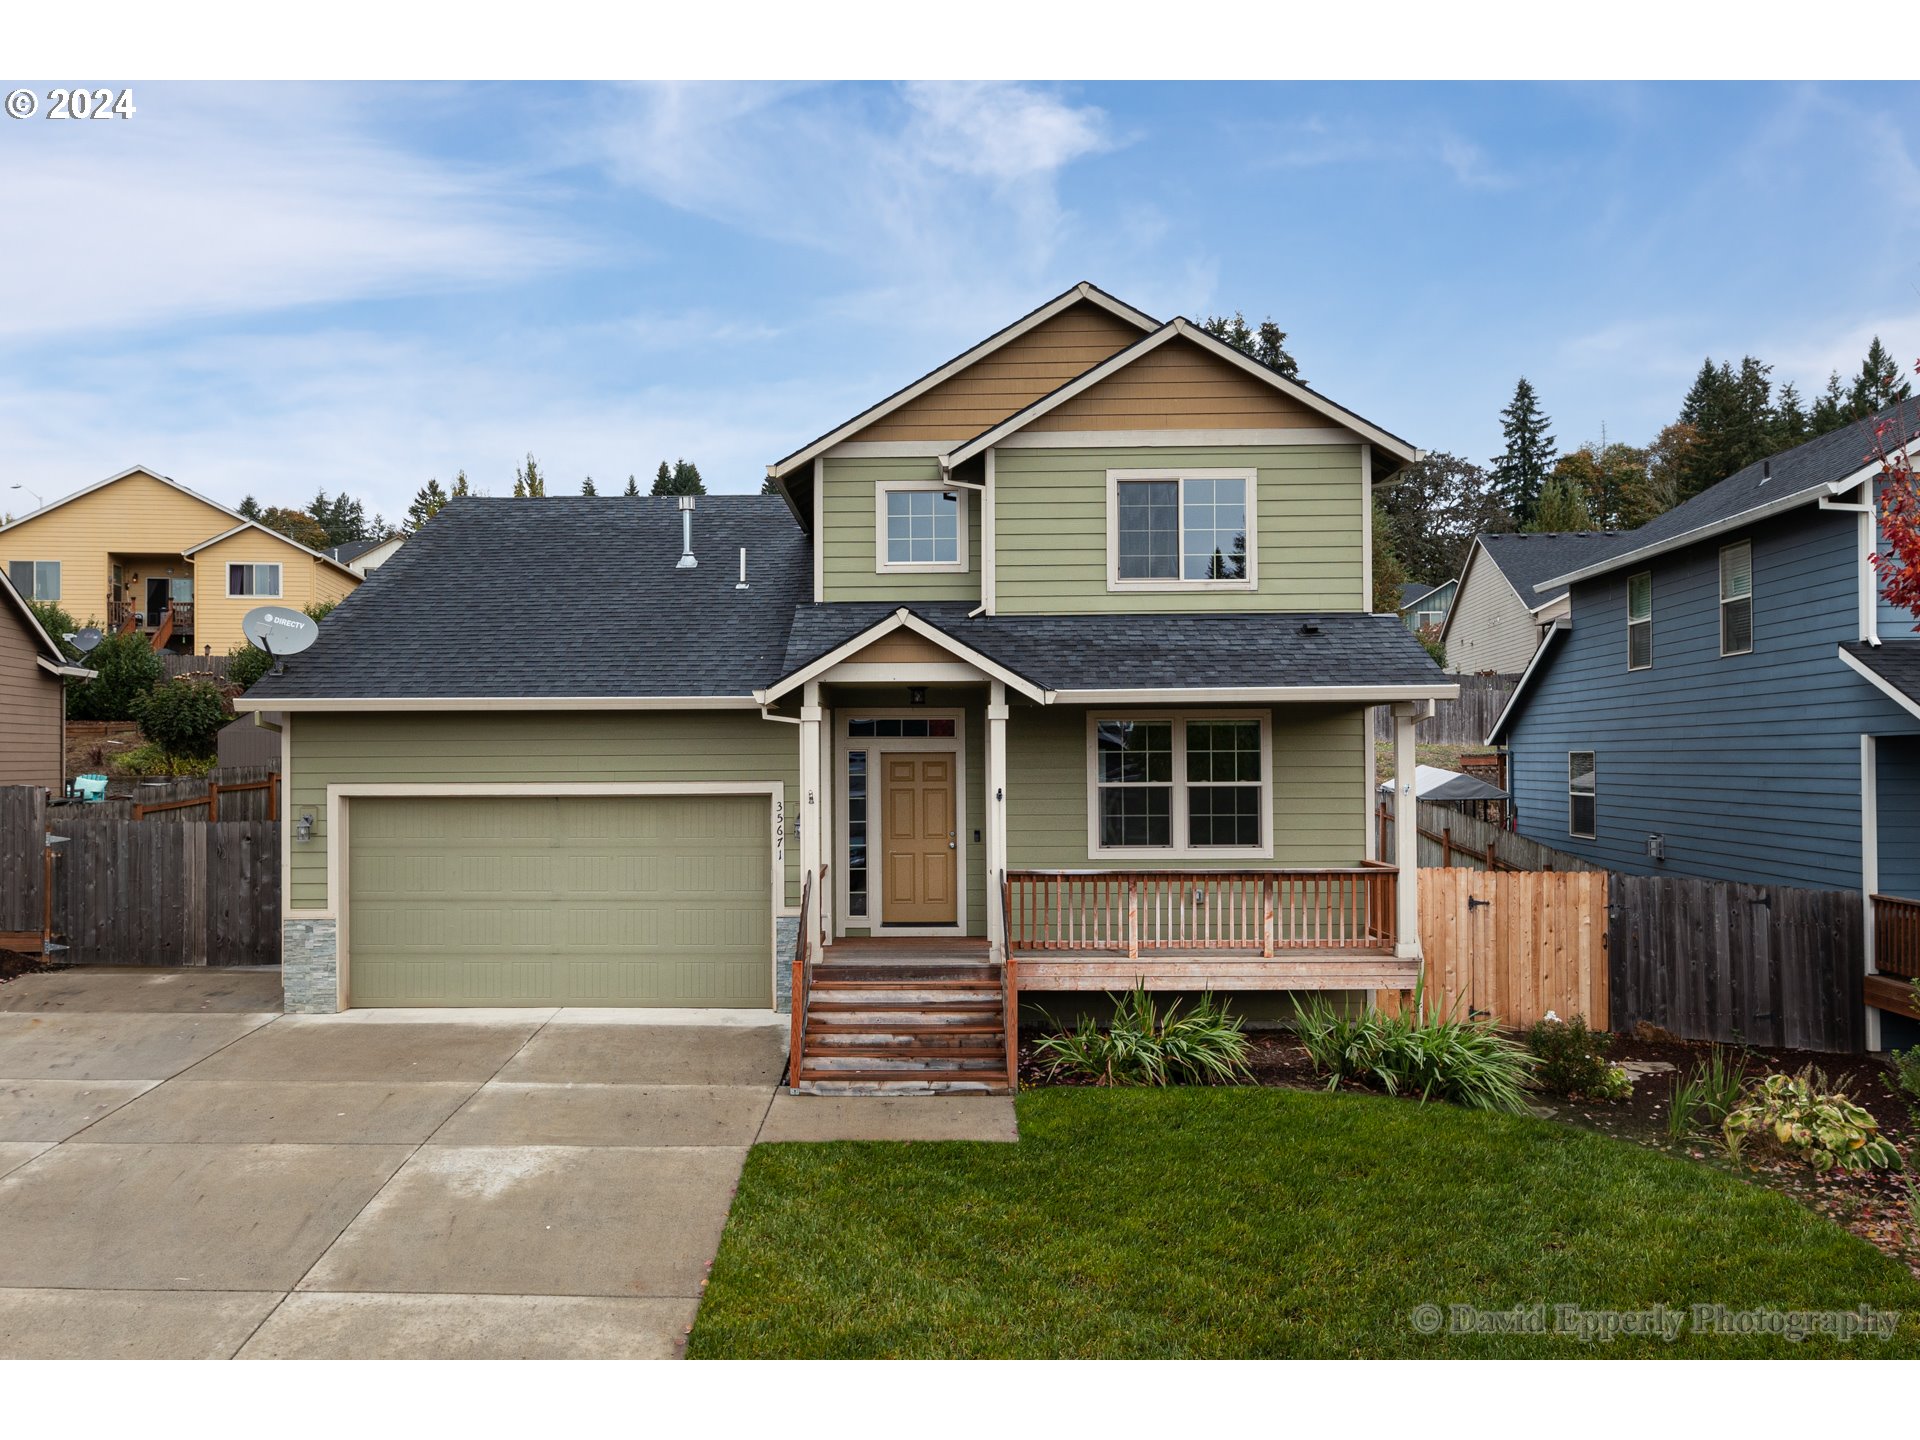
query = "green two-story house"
xmin=239 ymin=282 xmax=1455 ymax=1092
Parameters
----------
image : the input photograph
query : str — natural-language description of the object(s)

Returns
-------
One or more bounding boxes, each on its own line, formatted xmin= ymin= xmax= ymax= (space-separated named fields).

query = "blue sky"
xmin=5 ymin=80 xmax=1918 ymax=525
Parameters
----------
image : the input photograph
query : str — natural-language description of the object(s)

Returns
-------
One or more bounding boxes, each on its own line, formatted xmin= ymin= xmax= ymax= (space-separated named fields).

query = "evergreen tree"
xmin=451 ymin=469 xmax=470 ymax=498
xmin=1810 ymin=370 xmax=1850 ymax=435
xmin=581 ymin=475 xmax=597 ymax=496
xmin=1771 ymin=382 xmax=1810 ymax=448
xmin=1527 ymin=474 xmax=1596 ymax=532
xmin=237 ymin=495 xmax=262 ymax=520
xmin=624 ymin=474 xmax=639 ymax=497
xmin=1491 ymin=377 xmax=1556 ymax=524
xmin=406 ymin=479 xmax=449 ymax=531
xmin=1675 ymin=356 xmax=1775 ymax=500
xmin=761 ymin=475 xmax=782 ymax=496
xmin=651 ymin=460 xmax=673 ymax=495
xmin=650 ymin=459 xmax=706 ymax=496
xmin=1851 ymin=335 xmax=1912 ymax=415
xmin=1199 ymin=310 xmax=1303 ymax=382
xmin=514 ymin=453 xmax=546 ymax=498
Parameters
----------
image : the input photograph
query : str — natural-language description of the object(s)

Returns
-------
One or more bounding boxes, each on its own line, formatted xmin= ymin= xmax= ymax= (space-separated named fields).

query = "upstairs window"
xmin=1719 ymin=542 xmax=1753 ymax=656
xmin=8 ymin=560 xmax=59 ymax=601
xmin=876 ymin=482 xmax=966 ymax=573
xmin=227 ymin=562 xmax=282 ymax=598
xmin=1568 ymin=751 xmax=1596 ymax=839
xmin=1627 ymin=572 xmax=1652 ymax=670
xmin=1108 ymin=470 xmax=1256 ymax=590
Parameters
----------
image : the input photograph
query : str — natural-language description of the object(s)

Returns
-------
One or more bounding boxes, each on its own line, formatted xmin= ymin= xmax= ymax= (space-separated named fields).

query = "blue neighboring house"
xmin=1488 ymin=403 xmax=1920 ymax=1049
xmin=1398 ymin=578 xmax=1456 ymax=632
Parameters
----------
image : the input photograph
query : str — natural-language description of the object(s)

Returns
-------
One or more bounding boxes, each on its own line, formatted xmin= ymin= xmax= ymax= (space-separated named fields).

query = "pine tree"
xmin=1810 ymin=371 xmax=1850 ymax=435
xmin=651 ymin=461 xmax=673 ymax=495
xmin=406 ymin=478 xmax=449 ymax=531
xmin=581 ymin=476 xmax=597 ymax=496
xmin=1199 ymin=310 xmax=1303 ymax=382
xmin=451 ymin=469 xmax=470 ymax=498
xmin=650 ymin=459 xmax=706 ymax=496
xmin=237 ymin=495 xmax=262 ymax=520
xmin=514 ymin=453 xmax=545 ymax=498
xmin=761 ymin=475 xmax=781 ymax=496
xmin=1771 ymin=382 xmax=1810 ymax=448
xmin=1528 ymin=474 xmax=1596 ymax=532
xmin=1491 ymin=377 xmax=1556 ymax=524
xmin=1851 ymin=336 xmax=1912 ymax=415
xmin=1674 ymin=356 xmax=1775 ymax=500
xmin=624 ymin=474 xmax=639 ymax=497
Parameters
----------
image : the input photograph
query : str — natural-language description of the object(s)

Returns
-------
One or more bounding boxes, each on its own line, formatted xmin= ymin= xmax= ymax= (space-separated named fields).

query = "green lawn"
xmin=689 ymin=1087 xmax=1920 ymax=1358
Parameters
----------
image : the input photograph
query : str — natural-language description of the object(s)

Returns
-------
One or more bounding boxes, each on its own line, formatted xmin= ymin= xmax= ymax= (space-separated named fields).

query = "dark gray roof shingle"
xmin=782 ymin=603 xmax=1448 ymax=693
xmin=247 ymin=495 xmax=811 ymax=699
xmin=1475 ymin=530 xmax=1629 ymax=607
xmin=1842 ymin=639 xmax=1920 ymax=709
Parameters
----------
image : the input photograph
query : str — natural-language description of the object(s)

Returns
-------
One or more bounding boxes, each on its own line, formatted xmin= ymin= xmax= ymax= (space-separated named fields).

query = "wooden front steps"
xmin=792 ymin=963 xmax=1011 ymax=1096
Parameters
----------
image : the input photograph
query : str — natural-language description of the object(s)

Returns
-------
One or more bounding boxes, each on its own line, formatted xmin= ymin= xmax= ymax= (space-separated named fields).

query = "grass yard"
xmin=689 ymin=1087 xmax=1920 ymax=1358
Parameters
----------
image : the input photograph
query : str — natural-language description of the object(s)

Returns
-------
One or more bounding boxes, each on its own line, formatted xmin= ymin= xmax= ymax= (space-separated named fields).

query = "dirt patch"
xmin=0 ymin=948 xmax=55 ymax=986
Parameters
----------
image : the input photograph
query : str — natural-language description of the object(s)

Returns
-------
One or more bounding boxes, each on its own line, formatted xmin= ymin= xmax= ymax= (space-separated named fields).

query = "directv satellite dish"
xmin=242 ymin=605 xmax=319 ymax=659
xmin=69 ymin=627 xmax=103 ymax=654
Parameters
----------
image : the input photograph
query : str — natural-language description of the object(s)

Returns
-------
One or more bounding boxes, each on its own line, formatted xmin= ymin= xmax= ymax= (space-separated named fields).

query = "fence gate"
xmin=1397 ymin=867 xmax=1609 ymax=1029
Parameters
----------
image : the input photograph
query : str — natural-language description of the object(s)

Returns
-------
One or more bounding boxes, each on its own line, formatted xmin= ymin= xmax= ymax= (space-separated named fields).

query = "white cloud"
xmin=1252 ymin=113 xmax=1517 ymax=191
xmin=0 ymin=83 xmax=583 ymax=340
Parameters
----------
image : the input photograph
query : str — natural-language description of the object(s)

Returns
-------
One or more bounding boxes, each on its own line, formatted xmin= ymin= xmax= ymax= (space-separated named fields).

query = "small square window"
xmin=878 ymin=485 xmax=966 ymax=571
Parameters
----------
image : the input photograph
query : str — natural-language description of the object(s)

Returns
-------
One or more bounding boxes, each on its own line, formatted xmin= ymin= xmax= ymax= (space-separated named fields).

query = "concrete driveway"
xmin=0 ymin=968 xmax=787 ymax=1359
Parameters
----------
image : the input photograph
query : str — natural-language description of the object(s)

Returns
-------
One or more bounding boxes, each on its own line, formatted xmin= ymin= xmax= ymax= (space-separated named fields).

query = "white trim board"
xmin=1485 ymin=619 xmax=1569 ymax=745
xmin=236 ymin=694 xmax=768 ymax=714
xmin=1052 ymin=683 xmax=1459 ymax=705
xmin=324 ymin=781 xmax=788 ymax=1013
xmin=758 ymin=607 xmax=1049 ymax=706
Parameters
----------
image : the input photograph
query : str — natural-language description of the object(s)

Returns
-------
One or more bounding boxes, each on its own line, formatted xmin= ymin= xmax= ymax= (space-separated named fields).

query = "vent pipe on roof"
xmin=676 ymin=495 xmax=698 ymax=569
xmin=737 ymin=547 xmax=749 ymax=590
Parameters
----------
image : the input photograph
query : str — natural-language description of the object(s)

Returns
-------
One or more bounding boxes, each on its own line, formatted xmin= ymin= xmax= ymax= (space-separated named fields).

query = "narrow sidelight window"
xmin=1627 ymin=572 xmax=1652 ymax=670
xmin=846 ymin=751 xmax=868 ymax=917
xmin=1568 ymin=751 xmax=1596 ymax=839
xmin=1719 ymin=542 xmax=1753 ymax=656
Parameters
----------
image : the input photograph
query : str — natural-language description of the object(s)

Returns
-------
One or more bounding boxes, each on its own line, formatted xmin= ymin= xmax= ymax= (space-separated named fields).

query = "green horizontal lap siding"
xmin=820 ymin=455 xmax=981 ymax=603
xmin=288 ymin=711 xmax=798 ymax=911
xmin=348 ymin=794 xmax=770 ymax=1007
xmin=1004 ymin=702 xmax=1367 ymax=869
xmin=993 ymin=445 xmax=1365 ymax=613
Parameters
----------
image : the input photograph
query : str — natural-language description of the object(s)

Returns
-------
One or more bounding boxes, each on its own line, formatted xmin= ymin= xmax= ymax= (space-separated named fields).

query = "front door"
xmin=882 ymin=753 xmax=956 ymax=925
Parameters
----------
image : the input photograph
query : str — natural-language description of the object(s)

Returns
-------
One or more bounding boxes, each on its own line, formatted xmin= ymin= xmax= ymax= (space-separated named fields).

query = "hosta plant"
xmin=1032 ymin=986 xmax=1252 ymax=1088
xmin=1722 ymin=1068 xmax=1903 ymax=1174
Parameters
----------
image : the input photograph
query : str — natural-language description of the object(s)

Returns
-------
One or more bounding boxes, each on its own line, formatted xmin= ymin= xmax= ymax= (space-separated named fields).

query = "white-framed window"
xmin=1086 ymin=711 xmax=1272 ymax=859
xmin=1627 ymin=571 xmax=1652 ymax=670
xmin=227 ymin=562 xmax=282 ymax=598
xmin=875 ymin=481 xmax=967 ymax=573
xmin=1568 ymin=751 xmax=1596 ymax=839
xmin=7 ymin=560 xmax=59 ymax=601
xmin=1719 ymin=541 xmax=1753 ymax=656
xmin=1106 ymin=469 xmax=1258 ymax=592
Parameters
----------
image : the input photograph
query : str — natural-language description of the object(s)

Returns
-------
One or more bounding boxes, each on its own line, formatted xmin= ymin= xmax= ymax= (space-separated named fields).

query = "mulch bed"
xmin=1020 ymin=1025 xmax=1920 ymax=1278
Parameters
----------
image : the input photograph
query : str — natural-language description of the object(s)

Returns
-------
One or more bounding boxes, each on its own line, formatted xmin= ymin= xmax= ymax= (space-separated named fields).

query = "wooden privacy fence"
xmin=1394 ymin=865 xmax=1867 ymax=1052
xmin=1380 ymin=800 xmax=1602 ymax=874
xmin=1384 ymin=868 xmax=1608 ymax=1029
xmin=1372 ymin=673 xmax=1517 ymax=745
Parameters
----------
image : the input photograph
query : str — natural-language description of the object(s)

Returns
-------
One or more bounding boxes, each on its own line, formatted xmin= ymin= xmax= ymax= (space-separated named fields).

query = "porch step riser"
xmin=801 ymin=1056 xmax=1005 ymax=1073
xmin=799 ymin=947 xmax=1011 ymax=1096
xmin=807 ymin=1010 xmax=1001 ymax=1027
xmin=796 ymin=1081 xmax=1005 ymax=1097
xmin=806 ymin=1035 xmax=1003 ymax=1053
xmin=807 ymin=990 xmax=1002 ymax=1006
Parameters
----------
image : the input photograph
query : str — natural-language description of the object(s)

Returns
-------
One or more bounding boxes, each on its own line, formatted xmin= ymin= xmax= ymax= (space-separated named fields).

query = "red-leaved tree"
xmin=1868 ymin=384 xmax=1920 ymax=630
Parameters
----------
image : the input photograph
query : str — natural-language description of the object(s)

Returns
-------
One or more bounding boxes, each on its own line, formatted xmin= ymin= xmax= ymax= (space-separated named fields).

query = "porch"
xmin=108 ymin=553 xmax=196 ymax=651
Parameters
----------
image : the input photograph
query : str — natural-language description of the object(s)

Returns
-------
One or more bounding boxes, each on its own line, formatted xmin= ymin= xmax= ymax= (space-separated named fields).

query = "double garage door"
xmin=346 ymin=794 xmax=773 ymax=1008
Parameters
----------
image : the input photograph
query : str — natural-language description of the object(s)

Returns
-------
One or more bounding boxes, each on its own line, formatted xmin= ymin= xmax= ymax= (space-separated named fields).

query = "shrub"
xmin=131 ymin=678 xmax=230 ymax=760
xmin=110 ymin=741 xmax=216 ymax=779
xmin=66 ymin=631 xmax=163 ymax=721
xmin=1033 ymin=987 xmax=1252 ymax=1087
xmin=1667 ymin=1045 xmax=1749 ymax=1142
xmin=25 ymin=598 xmax=80 ymax=654
xmin=1525 ymin=1015 xmax=1631 ymax=1100
xmin=1890 ymin=1041 xmax=1920 ymax=1126
xmin=1292 ymin=984 xmax=1537 ymax=1114
xmin=1722 ymin=1067 xmax=1903 ymax=1173
xmin=225 ymin=642 xmax=274 ymax=693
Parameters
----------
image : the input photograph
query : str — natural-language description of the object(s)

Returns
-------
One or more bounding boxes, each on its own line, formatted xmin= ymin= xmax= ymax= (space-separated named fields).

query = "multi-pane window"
xmin=1627 ymin=572 xmax=1652 ymax=670
xmin=1568 ymin=751 xmax=1596 ymax=839
xmin=227 ymin=562 xmax=281 ymax=598
xmin=7 ymin=560 xmax=59 ymax=601
xmin=846 ymin=751 xmax=868 ymax=917
xmin=1092 ymin=715 xmax=1267 ymax=854
xmin=1719 ymin=542 xmax=1753 ymax=656
xmin=1095 ymin=720 xmax=1172 ymax=848
xmin=880 ymin=485 xmax=964 ymax=570
xmin=847 ymin=717 xmax=956 ymax=738
xmin=1112 ymin=472 xmax=1252 ymax=585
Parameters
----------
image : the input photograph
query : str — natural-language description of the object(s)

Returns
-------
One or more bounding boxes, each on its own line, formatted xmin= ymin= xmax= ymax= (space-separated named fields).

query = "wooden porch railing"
xmin=999 ymin=869 xmax=1018 ymax=1092
xmin=1005 ymin=867 xmax=1396 ymax=958
xmin=1873 ymin=893 xmax=1920 ymax=979
xmin=786 ymin=866 xmax=823 ymax=1089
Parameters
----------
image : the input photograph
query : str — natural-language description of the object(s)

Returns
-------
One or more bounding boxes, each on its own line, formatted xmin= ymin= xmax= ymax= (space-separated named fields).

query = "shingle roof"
xmin=1399 ymin=582 xmax=1435 ymax=610
xmin=781 ymin=603 xmax=1450 ymax=694
xmin=326 ymin=538 xmax=386 ymax=564
xmin=1475 ymin=530 xmax=1629 ymax=608
xmin=1841 ymin=639 xmax=1920 ymax=712
xmin=1535 ymin=400 xmax=1920 ymax=593
xmin=244 ymin=496 xmax=811 ymax=700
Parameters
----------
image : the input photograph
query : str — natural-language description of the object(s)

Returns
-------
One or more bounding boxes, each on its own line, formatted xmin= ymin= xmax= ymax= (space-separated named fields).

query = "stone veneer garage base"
xmin=281 ymin=916 xmax=801 ymax=1016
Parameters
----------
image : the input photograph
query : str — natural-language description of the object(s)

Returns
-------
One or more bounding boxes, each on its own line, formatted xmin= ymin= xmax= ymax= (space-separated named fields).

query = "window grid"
xmin=877 ymin=484 xmax=965 ymax=571
xmin=1091 ymin=716 xmax=1267 ymax=855
xmin=1111 ymin=471 xmax=1254 ymax=588
xmin=1627 ymin=572 xmax=1652 ymax=671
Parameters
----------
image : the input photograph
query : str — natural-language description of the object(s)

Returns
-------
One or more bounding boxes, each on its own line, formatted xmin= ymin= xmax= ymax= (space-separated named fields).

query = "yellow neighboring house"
xmin=0 ymin=466 xmax=361 ymax=658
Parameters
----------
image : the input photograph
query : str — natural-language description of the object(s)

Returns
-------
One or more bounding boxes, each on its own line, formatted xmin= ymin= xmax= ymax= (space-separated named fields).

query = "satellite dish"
xmin=242 ymin=605 xmax=319 ymax=657
xmin=68 ymin=627 xmax=103 ymax=654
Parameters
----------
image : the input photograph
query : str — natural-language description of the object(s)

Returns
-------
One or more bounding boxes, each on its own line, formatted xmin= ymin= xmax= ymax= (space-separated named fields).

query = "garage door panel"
xmin=346 ymin=795 xmax=772 ymax=1008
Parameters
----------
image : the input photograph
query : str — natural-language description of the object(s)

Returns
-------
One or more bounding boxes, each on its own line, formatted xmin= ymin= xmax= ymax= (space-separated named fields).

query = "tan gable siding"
xmin=1444 ymin=553 xmax=1541 ymax=676
xmin=993 ymin=443 xmax=1366 ymax=614
xmin=844 ymin=631 xmax=954 ymax=665
xmin=1025 ymin=335 xmax=1323 ymax=433
xmin=0 ymin=601 xmax=61 ymax=788
xmin=850 ymin=301 xmax=1144 ymax=443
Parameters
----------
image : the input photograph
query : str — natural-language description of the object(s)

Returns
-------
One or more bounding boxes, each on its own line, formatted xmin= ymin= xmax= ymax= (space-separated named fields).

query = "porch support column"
xmin=986 ymin=679 xmax=1009 ymax=959
xmin=1391 ymin=701 xmax=1420 ymax=959
xmin=800 ymin=680 xmax=824 ymax=949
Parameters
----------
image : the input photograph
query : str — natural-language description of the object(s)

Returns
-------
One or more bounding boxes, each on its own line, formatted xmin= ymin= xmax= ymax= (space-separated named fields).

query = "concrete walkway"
xmin=0 ymin=969 xmax=1017 ymax=1359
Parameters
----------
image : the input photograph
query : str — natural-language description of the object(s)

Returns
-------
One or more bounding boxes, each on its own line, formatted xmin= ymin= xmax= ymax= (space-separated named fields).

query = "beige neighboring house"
xmin=0 ymin=568 xmax=95 ymax=789
xmin=1438 ymin=530 xmax=1625 ymax=675
xmin=0 ymin=467 xmax=361 ymax=658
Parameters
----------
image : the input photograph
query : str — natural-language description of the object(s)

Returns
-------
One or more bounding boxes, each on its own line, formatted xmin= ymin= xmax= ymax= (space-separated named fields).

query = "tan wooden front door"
xmin=882 ymin=753 xmax=957 ymax=925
